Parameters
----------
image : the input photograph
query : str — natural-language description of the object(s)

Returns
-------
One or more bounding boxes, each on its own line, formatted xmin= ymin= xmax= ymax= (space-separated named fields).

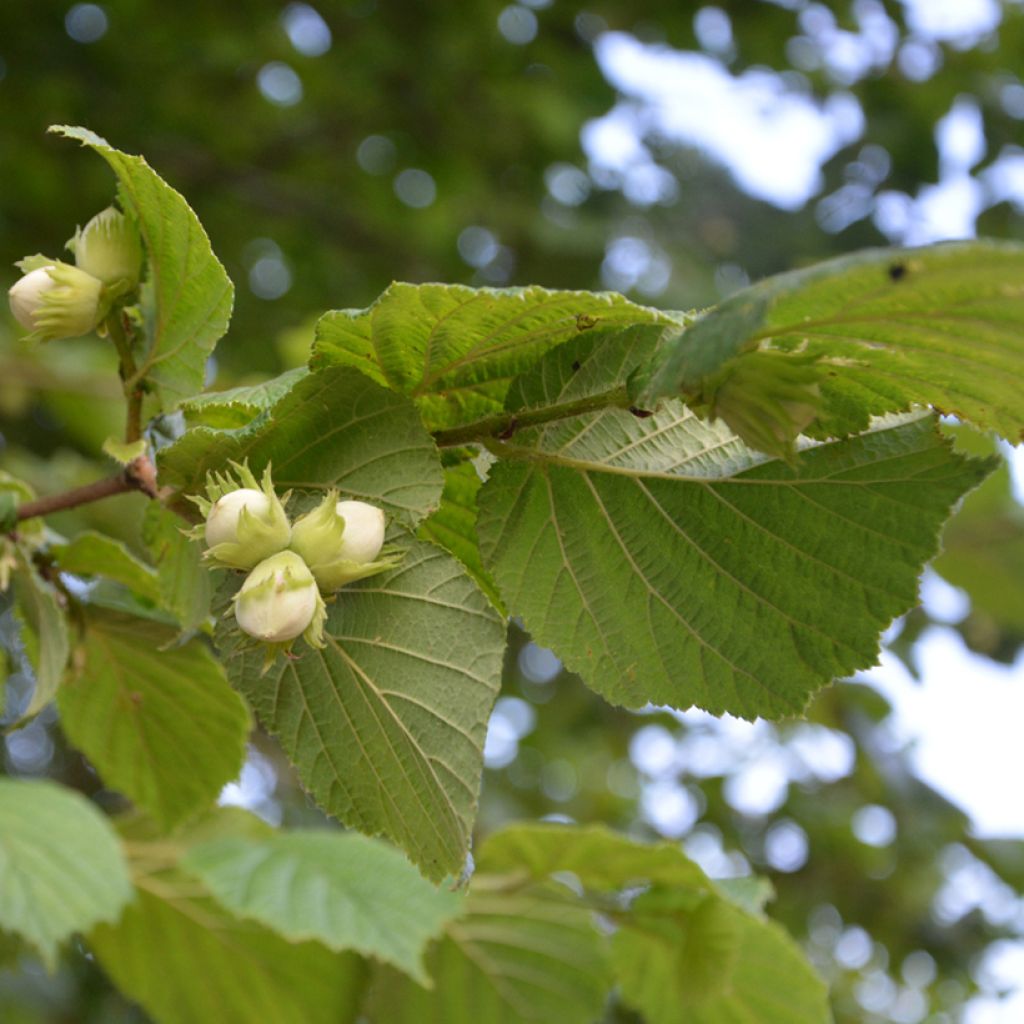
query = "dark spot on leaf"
xmin=576 ymin=313 xmax=598 ymax=331
xmin=628 ymin=406 xmax=654 ymax=419
xmin=571 ymin=360 xmax=581 ymax=372
xmin=888 ymin=262 xmax=907 ymax=282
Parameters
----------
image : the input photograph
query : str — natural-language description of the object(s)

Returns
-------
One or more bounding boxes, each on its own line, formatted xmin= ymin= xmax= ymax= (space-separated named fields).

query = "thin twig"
xmin=15 ymin=455 xmax=160 ymax=522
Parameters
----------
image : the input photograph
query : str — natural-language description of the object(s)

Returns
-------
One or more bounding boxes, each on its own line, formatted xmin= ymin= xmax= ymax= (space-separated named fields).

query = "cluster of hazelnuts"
xmin=7 ymin=206 xmax=142 ymax=340
xmin=193 ymin=464 xmax=396 ymax=651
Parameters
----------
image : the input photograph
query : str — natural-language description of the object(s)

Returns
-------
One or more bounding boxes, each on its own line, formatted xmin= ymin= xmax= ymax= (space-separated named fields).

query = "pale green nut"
xmin=8 ymin=262 xmax=104 ymax=341
xmin=198 ymin=462 xmax=291 ymax=570
xmin=289 ymin=491 xmax=398 ymax=593
xmin=68 ymin=206 xmax=143 ymax=288
xmin=233 ymin=550 xmax=326 ymax=647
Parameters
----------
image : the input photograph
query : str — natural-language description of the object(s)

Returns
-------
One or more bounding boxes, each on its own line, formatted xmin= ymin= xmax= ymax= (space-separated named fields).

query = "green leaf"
xmin=0 ymin=928 xmax=26 ymax=972
xmin=0 ymin=495 xmax=17 ymax=535
xmin=312 ymin=282 xmax=675 ymax=430
xmin=57 ymin=611 xmax=250 ymax=830
xmin=476 ymin=334 xmax=996 ymax=718
xmin=617 ymin=890 xmax=740 ymax=1008
xmin=89 ymin=871 xmax=366 ymax=1024
xmin=418 ymin=460 xmax=504 ymax=613
xmin=0 ymin=778 xmax=131 ymax=969
xmin=217 ymin=536 xmax=504 ymax=881
xmin=181 ymin=367 xmax=310 ymax=429
xmin=12 ymin=559 xmax=69 ymax=719
xmin=159 ymin=365 xmax=444 ymax=528
xmin=101 ymin=437 xmax=148 ymax=466
xmin=479 ymin=824 xmax=824 ymax=1024
xmin=715 ymin=875 xmax=775 ymax=917
xmin=478 ymin=822 xmax=711 ymax=893
xmin=0 ymin=472 xmax=40 ymax=542
xmin=141 ymin=503 xmax=212 ymax=631
xmin=636 ymin=240 xmax=1024 ymax=442
xmin=182 ymin=830 xmax=461 ymax=983
xmin=50 ymin=125 xmax=233 ymax=406
xmin=52 ymin=531 xmax=161 ymax=604
xmin=614 ymin=891 xmax=831 ymax=1024
xmin=364 ymin=886 xmax=610 ymax=1024
xmin=932 ymin=431 xmax=1024 ymax=632
xmin=117 ymin=803 xmax=275 ymax=848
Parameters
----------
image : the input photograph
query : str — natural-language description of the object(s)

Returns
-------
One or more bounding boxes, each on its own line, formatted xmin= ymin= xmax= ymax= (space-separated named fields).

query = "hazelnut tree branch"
xmin=15 ymin=455 xmax=160 ymax=523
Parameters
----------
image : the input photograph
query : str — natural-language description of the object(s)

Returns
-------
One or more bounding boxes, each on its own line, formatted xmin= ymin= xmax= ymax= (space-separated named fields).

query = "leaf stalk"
xmin=431 ymin=385 xmax=633 ymax=448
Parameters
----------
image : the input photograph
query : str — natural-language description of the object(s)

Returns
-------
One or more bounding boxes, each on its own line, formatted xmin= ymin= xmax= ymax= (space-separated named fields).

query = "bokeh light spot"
xmin=357 ymin=135 xmax=397 ymax=175
xmin=65 ymin=4 xmax=108 ymax=43
xmin=258 ymin=62 xmax=303 ymax=107
xmin=393 ymin=168 xmax=437 ymax=208
xmin=498 ymin=5 xmax=538 ymax=45
xmin=764 ymin=819 xmax=809 ymax=873
xmin=282 ymin=3 xmax=332 ymax=56
xmin=852 ymin=804 xmax=897 ymax=847
xmin=458 ymin=226 xmax=500 ymax=267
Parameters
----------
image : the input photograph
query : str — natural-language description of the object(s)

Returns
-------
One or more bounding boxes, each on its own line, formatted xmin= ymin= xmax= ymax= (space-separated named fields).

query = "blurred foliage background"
xmin=2 ymin=0 xmax=1024 ymax=1021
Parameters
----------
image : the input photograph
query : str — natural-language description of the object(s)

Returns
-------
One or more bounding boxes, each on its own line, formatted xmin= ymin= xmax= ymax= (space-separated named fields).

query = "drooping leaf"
xmin=363 ymin=886 xmax=610 ymax=1024
xmin=52 ymin=531 xmax=161 ymax=604
xmin=477 ymin=334 xmax=996 ymax=718
xmin=418 ymin=460 xmax=504 ymax=613
xmin=477 ymin=824 xmax=824 ymax=1024
xmin=0 ymin=778 xmax=131 ymax=969
xmin=159 ymin=365 xmax=444 ymax=528
xmin=58 ymin=611 xmax=250 ymax=830
xmin=78 ymin=579 xmax=181 ymax=627
xmin=312 ymin=282 xmax=676 ymax=430
xmin=217 ymin=536 xmax=504 ymax=881
xmin=614 ymin=890 xmax=831 ymax=1024
xmin=182 ymin=830 xmax=461 ymax=983
xmin=617 ymin=890 xmax=740 ymax=1008
xmin=180 ymin=366 xmax=310 ymax=429
xmin=478 ymin=822 xmax=711 ymax=893
xmin=932 ymin=430 xmax=1024 ymax=633
xmin=50 ymin=126 xmax=233 ymax=407
xmin=12 ymin=559 xmax=69 ymax=719
xmin=89 ymin=871 xmax=366 ymax=1024
xmin=141 ymin=503 xmax=212 ymax=631
xmin=635 ymin=240 xmax=1024 ymax=442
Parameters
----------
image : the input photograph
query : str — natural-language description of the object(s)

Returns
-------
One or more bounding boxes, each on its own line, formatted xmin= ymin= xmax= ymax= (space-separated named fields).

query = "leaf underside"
xmin=0 ymin=779 xmax=131 ymax=969
xmin=476 ymin=824 xmax=829 ymax=1024
xmin=89 ymin=871 xmax=364 ymax=1024
xmin=181 ymin=830 xmax=461 ymax=984
xmin=218 ymin=536 xmax=505 ymax=881
xmin=58 ymin=612 xmax=250 ymax=830
xmin=477 ymin=332 xmax=996 ymax=718
xmin=364 ymin=886 xmax=610 ymax=1024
